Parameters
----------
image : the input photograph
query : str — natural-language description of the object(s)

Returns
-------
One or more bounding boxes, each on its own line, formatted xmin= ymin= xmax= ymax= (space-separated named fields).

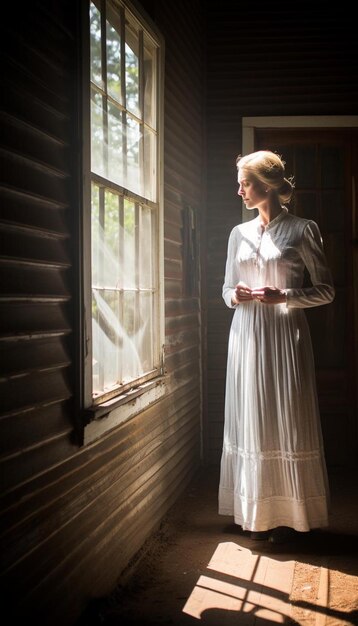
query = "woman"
xmin=218 ymin=150 xmax=335 ymax=543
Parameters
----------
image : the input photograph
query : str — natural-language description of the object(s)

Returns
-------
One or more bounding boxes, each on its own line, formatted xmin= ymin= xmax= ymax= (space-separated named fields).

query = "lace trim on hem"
xmin=219 ymin=487 xmax=327 ymax=504
xmin=218 ymin=508 xmax=328 ymax=532
xmin=222 ymin=444 xmax=323 ymax=462
xmin=233 ymin=517 xmax=328 ymax=533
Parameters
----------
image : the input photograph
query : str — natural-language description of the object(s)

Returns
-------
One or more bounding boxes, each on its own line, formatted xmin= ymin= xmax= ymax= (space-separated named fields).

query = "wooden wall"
xmin=2 ymin=0 xmax=356 ymax=621
xmin=0 ymin=0 xmax=205 ymax=623
xmin=205 ymin=1 xmax=358 ymax=464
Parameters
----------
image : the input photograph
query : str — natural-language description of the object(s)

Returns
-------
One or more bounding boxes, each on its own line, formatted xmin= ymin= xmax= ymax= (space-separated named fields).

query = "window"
xmin=83 ymin=0 xmax=164 ymax=418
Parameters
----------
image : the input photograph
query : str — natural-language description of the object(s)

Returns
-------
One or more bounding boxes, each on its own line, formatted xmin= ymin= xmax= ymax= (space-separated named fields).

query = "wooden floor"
xmin=77 ymin=465 xmax=358 ymax=626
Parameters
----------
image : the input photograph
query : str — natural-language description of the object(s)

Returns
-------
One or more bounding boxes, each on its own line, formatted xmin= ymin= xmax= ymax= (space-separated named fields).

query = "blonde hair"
xmin=236 ymin=150 xmax=294 ymax=204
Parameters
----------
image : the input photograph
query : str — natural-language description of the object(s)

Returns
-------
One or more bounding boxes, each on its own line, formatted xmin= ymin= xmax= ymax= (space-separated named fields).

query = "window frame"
xmin=80 ymin=0 xmax=165 ymax=442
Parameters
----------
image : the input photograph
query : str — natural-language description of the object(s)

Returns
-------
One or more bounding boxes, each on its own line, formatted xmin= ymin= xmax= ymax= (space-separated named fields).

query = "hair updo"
xmin=236 ymin=150 xmax=294 ymax=204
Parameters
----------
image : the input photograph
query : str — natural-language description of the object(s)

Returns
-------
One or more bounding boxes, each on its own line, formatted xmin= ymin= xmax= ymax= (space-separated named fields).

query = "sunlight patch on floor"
xmin=182 ymin=541 xmax=295 ymax=623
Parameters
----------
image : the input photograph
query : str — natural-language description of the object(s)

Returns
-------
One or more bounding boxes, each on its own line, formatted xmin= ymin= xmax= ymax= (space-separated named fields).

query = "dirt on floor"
xmin=77 ymin=466 xmax=358 ymax=626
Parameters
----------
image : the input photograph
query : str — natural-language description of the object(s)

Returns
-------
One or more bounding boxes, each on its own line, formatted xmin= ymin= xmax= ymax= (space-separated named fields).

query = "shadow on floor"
xmin=77 ymin=465 xmax=358 ymax=626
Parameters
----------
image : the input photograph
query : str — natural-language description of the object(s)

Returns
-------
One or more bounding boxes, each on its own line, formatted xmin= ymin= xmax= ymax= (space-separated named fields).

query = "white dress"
xmin=218 ymin=208 xmax=335 ymax=532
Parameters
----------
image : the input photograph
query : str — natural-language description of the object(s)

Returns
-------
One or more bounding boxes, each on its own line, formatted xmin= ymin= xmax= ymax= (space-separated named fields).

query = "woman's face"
xmin=238 ymin=169 xmax=267 ymax=210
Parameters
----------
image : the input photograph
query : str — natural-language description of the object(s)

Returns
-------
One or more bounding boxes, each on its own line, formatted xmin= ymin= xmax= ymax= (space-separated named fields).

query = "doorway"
xmin=244 ymin=122 xmax=358 ymax=468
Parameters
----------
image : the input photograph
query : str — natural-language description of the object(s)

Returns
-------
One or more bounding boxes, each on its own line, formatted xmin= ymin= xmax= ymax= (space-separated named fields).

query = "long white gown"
xmin=218 ymin=207 xmax=335 ymax=532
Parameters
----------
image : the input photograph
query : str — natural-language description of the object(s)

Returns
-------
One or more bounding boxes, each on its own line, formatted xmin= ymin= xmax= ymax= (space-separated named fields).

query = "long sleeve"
xmin=222 ymin=227 xmax=240 ymax=309
xmin=285 ymin=221 xmax=335 ymax=308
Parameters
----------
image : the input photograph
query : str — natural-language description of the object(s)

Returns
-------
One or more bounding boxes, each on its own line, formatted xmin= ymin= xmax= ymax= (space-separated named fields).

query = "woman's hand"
xmin=232 ymin=282 xmax=254 ymax=305
xmin=232 ymin=283 xmax=287 ymax=306
xmin=251 ymin=286 xmax=287 ymax=304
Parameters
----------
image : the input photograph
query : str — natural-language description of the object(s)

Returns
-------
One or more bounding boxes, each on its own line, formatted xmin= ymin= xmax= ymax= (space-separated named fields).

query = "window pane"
xmin=91 ymin=90 xmax=106 ymax=177
xmin=126 ymin=116 xmax=141 ymax=195
xmin=139 ymin=205 xmax=154 ymax=289
xmin=125 ymin=23 xmax=140 ymax=118
xmin=90 ymin=2 xmax=103 ymax=89
xmin=92 ymin=288 xmax=121 ymax=394
xmin=138 ymin=291 xmax=154 ymax=370
xmin=106 ymin=19 xmax=122 ymax=103
xmin=123 ymin=290 xmax=135 ymax=338
xmin=92 ymin=188 xmax=111 ymax=292
xmin=123 ymin=290 xmax=141 ymax=381
xmin=104 ymin=191 xmax=120 ymax=286
xmin=123 ymin=199 xmax=136 ymax=288
xmin=108 ymin=102 xmax=123 ymax=185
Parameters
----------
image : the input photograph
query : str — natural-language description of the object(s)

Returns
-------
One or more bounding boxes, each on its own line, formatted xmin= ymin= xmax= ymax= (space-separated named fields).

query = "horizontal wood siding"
xmin=205 ymin=2 xmax=358 ymax=463
xmin=0 ymin=5 xmax=77 ymax=491
xmin=1 ymin=0 xmax=205 ymax=623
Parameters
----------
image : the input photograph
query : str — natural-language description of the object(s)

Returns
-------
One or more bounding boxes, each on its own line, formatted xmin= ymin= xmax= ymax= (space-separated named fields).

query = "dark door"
xmin=256 ymin=129 xmax=358 ymax=468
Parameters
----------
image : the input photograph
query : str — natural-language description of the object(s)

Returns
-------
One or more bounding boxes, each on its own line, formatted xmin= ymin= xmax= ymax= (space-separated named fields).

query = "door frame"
xmin=241 ymin=115 xmax=358 ymax=221
xmin=241 ymin=115 xmax=358 ymax=467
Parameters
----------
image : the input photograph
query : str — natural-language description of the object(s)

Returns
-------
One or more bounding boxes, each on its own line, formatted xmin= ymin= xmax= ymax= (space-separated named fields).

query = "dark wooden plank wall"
xmin=0 ymin=3 xmax=78 ymax=486
xmin=205 ymin=1 xmax=358 ymax=464
xmin=0 ymin=0 xmax=205 ymax=623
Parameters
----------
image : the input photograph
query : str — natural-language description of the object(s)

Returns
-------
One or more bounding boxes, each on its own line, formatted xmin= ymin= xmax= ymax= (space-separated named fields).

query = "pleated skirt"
xmin=218 ymin=301 xmax=330 ymax=532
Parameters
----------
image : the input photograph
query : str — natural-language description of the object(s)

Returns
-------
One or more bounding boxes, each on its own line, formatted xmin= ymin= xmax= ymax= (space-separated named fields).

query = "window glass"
xmin=106 ymin=19 xmax=122 ymax=103
xmin=90 ymin=2 xmax=103 ymax=89
xmin=125 ymin=23 xmax=140 ymax=118
xmin=88 ymin=0 xmax=161 ymax=402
